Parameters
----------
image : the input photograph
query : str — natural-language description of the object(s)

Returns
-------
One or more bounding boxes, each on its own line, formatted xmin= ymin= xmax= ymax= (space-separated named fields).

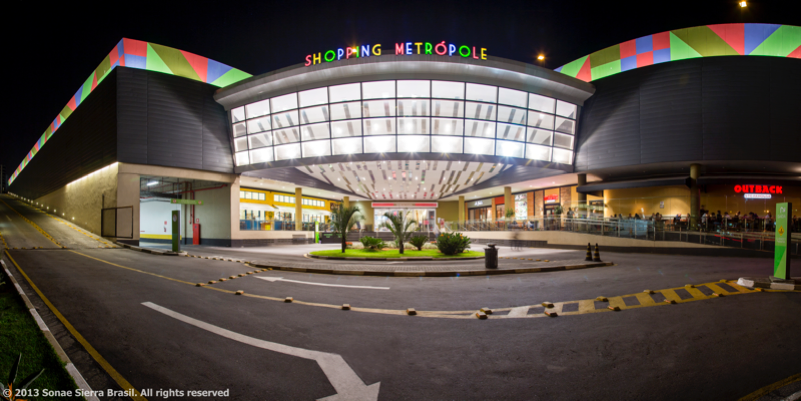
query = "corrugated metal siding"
xmin=10 ymin=69 xmax=118 ymax=198
xmin=202 ymin=93 xmax=234 ymax=172
xmin=117 ymin=67 xmax=148 ymax=164
xmin=576 ymin=56 xmax=801 ymax=172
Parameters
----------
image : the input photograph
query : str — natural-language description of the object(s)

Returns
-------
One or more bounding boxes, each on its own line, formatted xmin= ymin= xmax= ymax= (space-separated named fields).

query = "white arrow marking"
xmin=142 ymin=302 xmax=380 ymax=401
xmin=255 ymin=276 xmax=390 ymax=290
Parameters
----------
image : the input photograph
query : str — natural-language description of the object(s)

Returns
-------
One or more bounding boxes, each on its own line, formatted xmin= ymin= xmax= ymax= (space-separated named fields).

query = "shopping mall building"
xmin=6 ymin=23 xmax=800 ymax=246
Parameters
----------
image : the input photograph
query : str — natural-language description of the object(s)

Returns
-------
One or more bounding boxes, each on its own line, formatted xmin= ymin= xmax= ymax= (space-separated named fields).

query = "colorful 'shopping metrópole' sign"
xmin=774 ymin=202 xmax=792 ymax=280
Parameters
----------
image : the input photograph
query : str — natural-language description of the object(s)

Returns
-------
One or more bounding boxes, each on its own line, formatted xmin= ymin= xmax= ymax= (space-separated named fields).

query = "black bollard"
xmin=585 ymin=243 xmax=593 ymax=261
xmin=593 ymin=243 xmax=602 ymax=262
xmin=485 ymin=243 xmax=498 ymax=269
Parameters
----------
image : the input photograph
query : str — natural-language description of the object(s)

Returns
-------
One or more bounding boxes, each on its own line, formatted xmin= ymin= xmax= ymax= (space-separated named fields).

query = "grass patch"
xmin=311 ymin=249 xmax=485 ymax=258
xmin=0 ymin=267 xmax=81 ymax=400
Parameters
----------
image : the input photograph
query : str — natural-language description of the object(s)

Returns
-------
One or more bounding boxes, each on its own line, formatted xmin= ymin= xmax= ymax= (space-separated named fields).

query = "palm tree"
xmin=380 ymin=211 xmax=417 ymax=254
xmin=331 ymin=203 xmax=361 ymax=253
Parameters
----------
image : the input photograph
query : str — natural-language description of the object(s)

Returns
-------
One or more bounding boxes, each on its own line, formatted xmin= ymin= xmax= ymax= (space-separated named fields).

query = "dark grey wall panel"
xmin=576 ymin=56 xmax=801 ymax=173
xmin=10 ymin=69 xmax=118 ymax=199
xmin=201 ymin=93 xmax=235 ymax=172
xmin=117 ymin=67 xmax=148 ymax=164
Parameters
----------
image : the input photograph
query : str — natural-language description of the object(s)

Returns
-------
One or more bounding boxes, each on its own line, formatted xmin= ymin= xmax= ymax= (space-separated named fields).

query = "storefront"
xmin=239 ymin=188 xmax=338 ymax=230
xmin=372 ymin=202 xmax=438 ymax=232
xmin=466 ymin=199 xmax=491 ymax=221
xmin=514 ymin=194 xmax=528 ymax=220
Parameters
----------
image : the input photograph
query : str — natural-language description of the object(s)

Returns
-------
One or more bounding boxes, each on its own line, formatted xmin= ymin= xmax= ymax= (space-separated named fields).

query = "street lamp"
xmin=739 ymin=1 xmax=746 ymax=7
xmin=537 ymin=55 xmax=545 ymax=61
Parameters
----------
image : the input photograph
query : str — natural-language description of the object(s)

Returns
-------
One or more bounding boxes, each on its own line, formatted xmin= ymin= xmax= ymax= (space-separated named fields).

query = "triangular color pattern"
xmin=180 ymin=50 xmax=209 ymax=82
xmin=669 ymin=32 xmax=702 ymax=61
xmin=146 ymin=44 xmax=174 ymax=76
xmin=750 ymin=25 xmax=801 ymax=57
xmin=575 ymin=56 xmax=592 ymax=82
xmin=788 ymin=44 xmax=801 ymax=59
xmin=745 ymin=24 xmax=781 ymax=54
xmin=149 ymin=43 xmax=201 ymax=81
xmin=207 ymin=59 xmax=233 ymax=83
xmin=707 ymin=23 xmax=745 ymax=55
xmin=210 ymin=68 xmax=252 ymax=88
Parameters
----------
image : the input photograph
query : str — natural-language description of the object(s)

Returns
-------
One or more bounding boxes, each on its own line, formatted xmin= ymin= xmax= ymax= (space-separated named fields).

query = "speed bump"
xmin=476 ymin=311 xmax=488 ymax=319
xmin=219 ymin=278 xmax=227 ymax=282
xmin=643 ymin=290 xmax=654 ymax=294
xmin=229 ymin=276 xmax=237 ymax=279
xmin=596 ymin=296 xmax=608 ymax=302
xmin=208 ymin=280 xmax=217 ymax=284
xmin=607 ymin=306 xmax=621 ymax=311
xmin=235 ymin=290 xmax=244 ymax=295
xmin=342 ymin=304 xmax=351 ymax=310
xmin=544 ymin=310 xmax=558 ymax=317
xmin=406 ymin=308 xmax=417 ymax=315
xmin=685 ymin=284 xmax=695 ymax=288
xmin=480 ymin=307 xmax=493 ymax=314
xmin=196 ymin=283 xmax=206 ymax=287
xmin=541 ymin=302 xmax=554 ymax=308
xmin=285 ymin=297 xmax=293 ymax=303
xmin=713 ymin=293 xmax=725 ymax=297
xmin=664 ymin=299 xmax=677 ymax=304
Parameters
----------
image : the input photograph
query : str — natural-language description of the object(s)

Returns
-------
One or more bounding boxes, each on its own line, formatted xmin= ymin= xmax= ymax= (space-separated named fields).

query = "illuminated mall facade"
xmin=7 ymin=24 xmax=800 ymax=246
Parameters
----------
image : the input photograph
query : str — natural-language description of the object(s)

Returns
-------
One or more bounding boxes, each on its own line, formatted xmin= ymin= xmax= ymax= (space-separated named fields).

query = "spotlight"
xmin=537 ymin=55 xmax=545 ymax=61
xmin=739 ymin=1 xmax=746 ymax=6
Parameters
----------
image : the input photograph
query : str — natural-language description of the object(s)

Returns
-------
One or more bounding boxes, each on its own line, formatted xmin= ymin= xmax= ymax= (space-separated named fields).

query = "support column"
xmin=690 ymin=164 xmax=701 ymax=229
xmin=343 ymin=196 xmax=349 ymax=209
xmin=295 ymin=187 xmax=303 ymax=231
xmin=504 ymin=187 xmax=512 ymax=219
xmin=577 ymin=173 xmax=587 ymax=218
xmin=458 ymin=196 xmax=465 ymax=224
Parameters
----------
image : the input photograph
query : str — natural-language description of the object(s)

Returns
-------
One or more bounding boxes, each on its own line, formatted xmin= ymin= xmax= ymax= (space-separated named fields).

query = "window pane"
xmin=465 ymin=102 xmax=496 ymax=120
xmin=260 ymin=193 xmax=266 ymax=200
xmin=363 ymin=118 xmax=396 ymax=135
xmin=247 ymin=116 xmax=271 ymax=134
xmin=431 ymin=81 xmax=465 ymax=99
xmin=240 ymin=191 xmax=245 ymax=198
xmin=496 ymin=123 xmax=526 ymax=141
xmin=553 ymin=132 xmax=575 ymax=150
xmin=362 ymin=81 xmax=395 ymax=99
xmin=245 ymin=99 xmax=270 ymax=119
xmin=496 ymin=140 xmax=524 ymax=158
xmin=498 ymin=87 xmax=527 ymax=108
xmin=431 ymin=118 xmax=463 ymax=136
xmin=397 ymin=99 xmax=429 ymax=116
xmin=232 ymin=107 xmax=245 ymax=123
xmin=553 ymin=148 xmax=573 ymax=164
xmin=362 ymin=100 xmax=395 ymax=117
xmin=235 ymin=151 xmax=249 ymax=166
xmin=528 ymin=94 xmax=555 ymax=113
xmin=270 ymin=93 xmax=297 ymax=113
xmin=332 ymin=137 xmax=363 ymax=155
xmin=556 ymin=100 xmax=577 ymax=119
xmin=329 ymin=101 xmax=362 ymax=120
xmin=275 ymin=143 xmax=301 ymax=160
xmin=364 ymin=135 xmax=396 ymax=153
xmin=233 ymin=122 xmax=247 ymax=137
xmin=396 ymin=80 xmax=430 ymax=98
xmin=301 ymin=123 xmax=330 ymax=141
xmin=245 ymin=192 xmax=252 ymax=199
xmin=466 ymin=83 xmax=497 ymax=103
xmin=234 ymin=137 xmax=248 ymax=152
xmin=331 ymin=120 xmax=362 ymax=138
xmin=272 ymin=110 xmax=299 ymax=128
xmin=299 ymin=87 xmax=328 ymax=108
xmin=248 ymin=132 xmax=272 ymax=149
xmin=397 ymin=117 xmax=430 ymax=135
xmin=497 ymin=106 xmax=526 ymax=125
xmin=272 ymin=127 xmax=300 ymax=144
xmin=464 ymin=120 xmax=496 ymax=138
xmin=329 ymin=83 xmax=361 ymax=103
xmin=249 ymin=147 xmax=274 ymax=163
xmin=526 ymin=128 xmax=553 ymax=145
xmin=554 ymin=117 xmax=575 ymax=134
xmin=398 ymin=135 xmax=430 ymax=152
xmin=302 ymin=140 xmax=331 ymax=157
xmin=432 ymin=136 xmax=463 ymax=153
xmin=527 ymin=111 xmax=554 ymax=130
xmin=299 ymin=105 xmax=329 ymax=124
xmin=464 ymin=137 xmax=495 ymax=155
xmin=525 ymin=144 xmax=551 ymax=161
xmin=432 ymin=100 xmax=464 ymax=117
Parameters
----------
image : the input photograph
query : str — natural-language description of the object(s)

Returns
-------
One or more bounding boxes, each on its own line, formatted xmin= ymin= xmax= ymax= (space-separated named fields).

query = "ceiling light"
xmin=147 ymin=181 xmax=158 ymax=186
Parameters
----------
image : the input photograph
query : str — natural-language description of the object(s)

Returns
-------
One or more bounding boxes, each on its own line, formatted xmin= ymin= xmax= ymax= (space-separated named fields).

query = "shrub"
xmin=359 ymin=236 xmax=385 ymax=251
xmin=410 ymin=235 xmax=429 ymax=251
xmin=436 ymin=233 xmax=471 ymax=255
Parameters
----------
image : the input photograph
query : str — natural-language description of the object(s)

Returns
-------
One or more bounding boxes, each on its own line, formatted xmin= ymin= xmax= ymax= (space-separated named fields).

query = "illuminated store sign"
xmin=544 ymin=194 xmax=559 ymax=203
xmin=744 ymin=194 xmax=772 ymax=199
xmin=734 ymin=185 xmax=783 ymax=194
xmin=305 ymin=42 xmax=488 ymax=66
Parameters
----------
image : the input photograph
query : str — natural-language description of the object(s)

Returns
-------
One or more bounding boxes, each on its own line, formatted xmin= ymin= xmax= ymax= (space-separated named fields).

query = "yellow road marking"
xmin=0 ymin=198 xmax=62 ymax=247
xmin=738 ymin=371 xmax=801 ymax=401
xmin=4 ymin=250 xmax=147 ymax=401
xmin=69 ymin=251 xmax=195 ymax=286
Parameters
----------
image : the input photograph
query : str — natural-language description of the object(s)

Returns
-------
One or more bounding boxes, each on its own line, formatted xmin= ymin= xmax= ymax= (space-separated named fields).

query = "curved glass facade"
xmin=230 ymin=80 xmax=578 ymax=167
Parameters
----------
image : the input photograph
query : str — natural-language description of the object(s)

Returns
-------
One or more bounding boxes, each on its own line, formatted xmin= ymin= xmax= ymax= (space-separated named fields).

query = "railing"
xmin=447 ymin=217 xmax=801 ymax=256
xmin=239 ymin=220 xmax=332 ymax=232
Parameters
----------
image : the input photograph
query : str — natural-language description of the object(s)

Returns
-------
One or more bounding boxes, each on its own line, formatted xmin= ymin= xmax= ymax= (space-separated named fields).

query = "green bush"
xmin=410 ymin=235 xmax=429 ymax=251
xmin=359 ymin=236 xmax=385 ymax=251
xmin=436 ymin=233 xmax=471 ymax=255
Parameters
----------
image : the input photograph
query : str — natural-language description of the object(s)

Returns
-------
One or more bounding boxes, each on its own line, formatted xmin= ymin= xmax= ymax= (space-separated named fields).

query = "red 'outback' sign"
xmin=734 ymin=185 xmax=782 ymax=194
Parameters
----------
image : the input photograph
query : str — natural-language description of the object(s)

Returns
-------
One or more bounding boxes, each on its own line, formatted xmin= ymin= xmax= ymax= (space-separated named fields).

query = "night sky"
xmin=2 ymin=0 xmax=799 ymax=181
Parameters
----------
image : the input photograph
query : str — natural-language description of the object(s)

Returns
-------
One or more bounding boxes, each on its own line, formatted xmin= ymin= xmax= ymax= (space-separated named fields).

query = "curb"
xmin=306 ymin=253 xmax=485 ymax=261
xmin=247 ymin=260 xmax=614 ymax=277
xmin=113 ymin=241 xmax=187 ymax=256
xmin=737 ymin=277 xmax=801 ymax=291
xmin=1 ymin=259 xmax=99 ymax=401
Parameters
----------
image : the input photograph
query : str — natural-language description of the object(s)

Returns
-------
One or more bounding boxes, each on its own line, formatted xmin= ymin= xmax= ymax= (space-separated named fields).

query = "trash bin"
xmin=485 ymin=243 xmax=498 ymax=269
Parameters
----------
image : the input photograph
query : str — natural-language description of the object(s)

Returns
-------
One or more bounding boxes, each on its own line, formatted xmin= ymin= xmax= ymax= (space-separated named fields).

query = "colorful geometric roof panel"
xmin=555 ymin=24 xmax=801 ymax=82
xmin=8 ymin=38 xmax=252 ymax=186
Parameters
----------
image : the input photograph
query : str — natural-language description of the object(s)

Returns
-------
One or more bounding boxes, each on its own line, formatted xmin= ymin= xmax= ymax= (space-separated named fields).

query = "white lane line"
xmin=142 ymin=302 xmax=380 ymax=401
xmin=507 ymin=306 xmax=529 ymax=318
xmin=256 ymin=276 xmax=390 ymax=290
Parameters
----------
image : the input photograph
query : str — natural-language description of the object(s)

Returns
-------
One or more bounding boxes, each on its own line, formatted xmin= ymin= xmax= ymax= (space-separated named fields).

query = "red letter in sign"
xmin=776 ymin=186 xmax=783 ymax=194
xmin=734 ymin=185 xmax=742 ymax=193
xmin=769 ymin=186 xmax=775 ymax=194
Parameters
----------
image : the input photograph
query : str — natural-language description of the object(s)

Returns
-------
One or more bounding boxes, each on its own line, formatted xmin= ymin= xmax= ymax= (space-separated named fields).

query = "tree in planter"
xmin=331 ymin=203 xmax=361 ymax=253
xmin=379 ymin=212 xmax=417 ymax=254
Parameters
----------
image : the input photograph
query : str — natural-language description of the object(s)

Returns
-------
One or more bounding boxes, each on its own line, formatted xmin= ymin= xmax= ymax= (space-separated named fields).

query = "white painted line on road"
xmin=256 ymin=276 xmax=390 ymax=290
xmin=142 ymin=302 xmax=380 ymax=401
xmin=507 ymin=306 xmax=529 ymax=317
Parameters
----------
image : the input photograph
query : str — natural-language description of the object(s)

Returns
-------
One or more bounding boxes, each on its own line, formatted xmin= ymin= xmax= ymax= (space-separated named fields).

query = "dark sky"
xmin=2 ymin=0 xmax=799 ymax=180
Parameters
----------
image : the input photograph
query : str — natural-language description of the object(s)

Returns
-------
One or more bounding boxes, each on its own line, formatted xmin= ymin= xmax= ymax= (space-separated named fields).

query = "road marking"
xmin=507 ymin=306 xmax=529 ymax=317
xmin=4 ymin=250 xmax=147 ymax=400
xmin=256 ymin=276 xmax=390 ymax=290
xmin=142 ymin=302 xmax=380 ymax=401
xmin=739 ymin=371 xmax=801 ymax=401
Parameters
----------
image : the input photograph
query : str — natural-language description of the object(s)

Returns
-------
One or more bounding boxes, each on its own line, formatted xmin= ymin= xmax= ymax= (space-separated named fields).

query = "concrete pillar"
xmin=458 ymin=196 xmax=465 ymax=223
xmin=690 ymin=164 xmax=701 ymax=229
xmin=343 ymin=196 xmax=349 ymax=209
xmin=577 ymin=173 xmax=587 ymax=218
xmin=504 ymin=187 xmax=512 ymax=219
xmin=295 ymin=187 xmax=303 ymax=231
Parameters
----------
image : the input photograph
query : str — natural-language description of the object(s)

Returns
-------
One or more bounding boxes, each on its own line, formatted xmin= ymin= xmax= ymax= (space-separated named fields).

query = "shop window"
xmin=240 ymin=191 xmax=245 ymax=199
xmin=259 ymin=193 xmax=266 ymax=201
xmin=245 ymin=192 xmax=252 ymax=200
